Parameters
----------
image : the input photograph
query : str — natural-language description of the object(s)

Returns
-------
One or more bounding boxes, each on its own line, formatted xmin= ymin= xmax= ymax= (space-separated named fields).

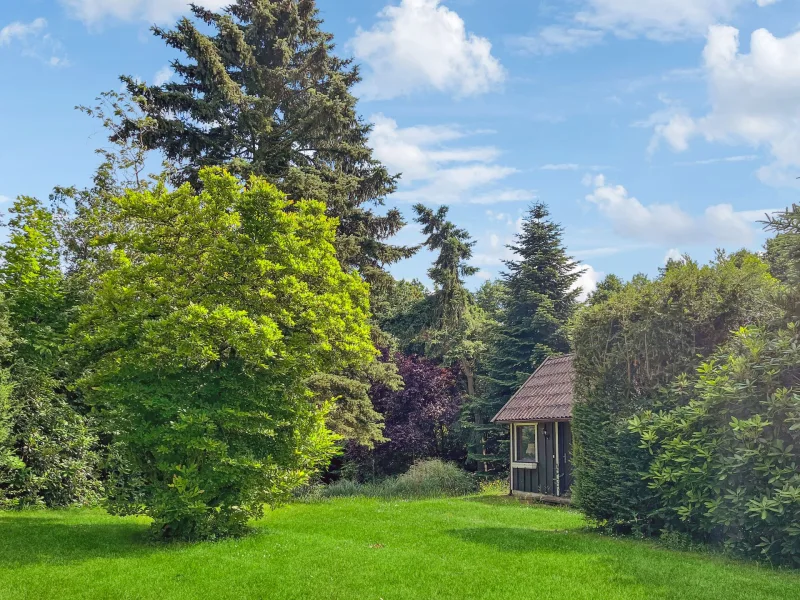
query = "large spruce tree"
xmin=492 ymin=203 xmax=582 ymax=394
xmin=113 ymin=0 xmax=414 ymax=284
xmin=475 ymin=203 xmax=582 ymax=471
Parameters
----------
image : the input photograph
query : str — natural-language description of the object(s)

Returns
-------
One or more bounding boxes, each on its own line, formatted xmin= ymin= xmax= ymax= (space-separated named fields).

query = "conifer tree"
xmin=492 ymin=203 xmax=582 ymax=394
xmin=475 ymin=203 xmax=582 ymax=471
xmin=100 ymin=0 xmax=415 ymax=447
xmin=112 ymin=0 xmax=414 ymax=284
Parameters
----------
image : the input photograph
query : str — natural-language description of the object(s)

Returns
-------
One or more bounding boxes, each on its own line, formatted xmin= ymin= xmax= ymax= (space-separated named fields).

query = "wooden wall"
xmin=511 ymin=421 xmax=572 ymax=497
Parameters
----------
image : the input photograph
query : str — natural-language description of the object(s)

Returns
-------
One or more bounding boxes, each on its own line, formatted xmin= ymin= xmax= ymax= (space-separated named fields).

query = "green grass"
xmin=1 ymin=496 xmax=798 ymax=600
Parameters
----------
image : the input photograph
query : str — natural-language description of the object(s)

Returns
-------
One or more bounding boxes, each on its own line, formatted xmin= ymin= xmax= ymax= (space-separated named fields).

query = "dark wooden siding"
xmin=512 ymin=421 xmax=571 ymax=497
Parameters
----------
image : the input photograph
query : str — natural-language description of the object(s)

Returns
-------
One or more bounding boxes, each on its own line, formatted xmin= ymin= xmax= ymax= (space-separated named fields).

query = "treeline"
xmin=1 ymin=0 xmax=798 ymax=563
xmin=0 ymin=0 xmax=579 ymax=539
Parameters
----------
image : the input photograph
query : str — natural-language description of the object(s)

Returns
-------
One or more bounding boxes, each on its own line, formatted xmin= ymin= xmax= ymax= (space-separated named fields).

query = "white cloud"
xmin=649 ymin=26 xmax=800 ymax=186
xmin=369 ymin=114 xmax=533 ymax=204
xmin=517 ymin=0 xmax=773 ymax=53
xmin=60 ymin=0 xmax=228 ymax=25
xmin=350 ymin=0 xmax=505 ymax=99
xmin=474 ymin=270 xmax=493 ymax=281
xmin=585 ymin=174 xmax=772 ymax=245
xmin=0 ymin=18 xmax=68 ymax=66
xmin=0 ymin=195 xmax=11 ymax=205
xmin=664 ymin=248 xmax=684 ymax=263
xmin=573 ymin=264 xmax=603 ymax=302
xmin=511 ymin=26 xmax=605 ymax=55
xmin=541 ymin=163 xmax=607 ymax=171
xmin=674 ymin=154 xmax=759 ymax=166
xmin=153 ymin=66 xmax=173 ymax=86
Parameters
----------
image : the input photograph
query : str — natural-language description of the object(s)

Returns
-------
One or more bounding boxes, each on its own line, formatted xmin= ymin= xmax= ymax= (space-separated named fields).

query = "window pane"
xmin=515 ymin=425 xmax=537 ymax=462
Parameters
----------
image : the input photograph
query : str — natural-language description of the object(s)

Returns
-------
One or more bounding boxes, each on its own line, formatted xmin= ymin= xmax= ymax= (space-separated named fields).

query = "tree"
xmin=475 ymin=203 xmax=582 ymax=471
xmin=491 ymin=203 xmax=582 ymax=394
xmin=111 ymin=0 xmax=414 ymax=285
xmin=347 ymin=352 xmax=462 ymax=477
xmin=0 ymin=197 xmax=99 ymax=508
xmin=71 ymin=168 xmax=375 ymax=539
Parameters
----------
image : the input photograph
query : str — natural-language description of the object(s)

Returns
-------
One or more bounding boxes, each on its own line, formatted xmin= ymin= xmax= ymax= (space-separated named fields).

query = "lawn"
xmin=1 ymin=496 xmax=798 ymax=600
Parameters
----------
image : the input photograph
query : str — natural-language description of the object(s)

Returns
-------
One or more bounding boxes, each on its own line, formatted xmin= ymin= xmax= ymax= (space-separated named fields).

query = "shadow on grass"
xmin=0 ymin=516 xmax=156 ymax=568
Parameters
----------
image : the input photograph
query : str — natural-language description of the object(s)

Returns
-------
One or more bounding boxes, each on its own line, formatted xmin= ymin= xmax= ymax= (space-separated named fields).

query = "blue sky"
xmin=2 ymin=0 xmax=800 ymax=296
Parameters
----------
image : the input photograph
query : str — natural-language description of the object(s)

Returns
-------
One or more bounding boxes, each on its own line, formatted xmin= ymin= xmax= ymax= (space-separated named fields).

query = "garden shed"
xmin=492 ymin=354 xmax=574 ymax=501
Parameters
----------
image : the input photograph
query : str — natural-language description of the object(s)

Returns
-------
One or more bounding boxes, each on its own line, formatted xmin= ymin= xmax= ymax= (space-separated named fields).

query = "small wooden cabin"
xmin=491 ymin=354 xmax=575 ymax=500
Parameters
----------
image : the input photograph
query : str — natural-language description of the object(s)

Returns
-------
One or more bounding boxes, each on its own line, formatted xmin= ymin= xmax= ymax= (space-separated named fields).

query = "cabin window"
xmin=514 ymin=424 xmax=537 ymax=463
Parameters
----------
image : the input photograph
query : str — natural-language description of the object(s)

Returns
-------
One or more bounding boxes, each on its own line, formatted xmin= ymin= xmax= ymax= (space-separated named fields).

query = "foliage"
xmin=0 ymin=197 xmax=99 ymax=509
xmin=111 ymin=0 xmax=415 ymax=285
xmin=472 ymin=203 xmax=581 ymax=472
xmin=631 ymin=324 xmax=800 ymax=566
xmin=71 ymin=168 xmax=375 ymax=540
xmin=571 ymin=251 xmax=782 ymax=532
xmin=346 ymin=352 xmax=463 ymax=477
xmin=312 ymin=460 xmax=478 ymax=500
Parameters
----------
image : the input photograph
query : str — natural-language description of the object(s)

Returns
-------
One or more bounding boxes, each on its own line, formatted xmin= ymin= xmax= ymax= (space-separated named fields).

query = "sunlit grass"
xmin=1 ymin=496 xmax=798 ymax=600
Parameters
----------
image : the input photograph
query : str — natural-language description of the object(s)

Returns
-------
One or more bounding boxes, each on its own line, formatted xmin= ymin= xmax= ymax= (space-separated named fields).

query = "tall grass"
xmin=312 ymin=460 xmax=479 ymax=500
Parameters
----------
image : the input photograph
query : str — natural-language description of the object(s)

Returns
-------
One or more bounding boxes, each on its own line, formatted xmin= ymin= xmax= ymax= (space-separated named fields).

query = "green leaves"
xmin=634 ymin=325 xmax=800 ymax=565
xmin=72 ymin=168 xmax=374 ymax=539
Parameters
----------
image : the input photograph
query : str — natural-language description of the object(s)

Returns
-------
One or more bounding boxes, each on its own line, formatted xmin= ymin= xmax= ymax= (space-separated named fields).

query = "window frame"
xmin=511 ymin=422 xmax=538 ymax=469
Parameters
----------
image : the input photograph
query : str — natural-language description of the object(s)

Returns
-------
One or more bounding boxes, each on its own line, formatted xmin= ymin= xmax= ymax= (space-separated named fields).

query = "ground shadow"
xmin=0 ymin=515 xmax=157 ymax=568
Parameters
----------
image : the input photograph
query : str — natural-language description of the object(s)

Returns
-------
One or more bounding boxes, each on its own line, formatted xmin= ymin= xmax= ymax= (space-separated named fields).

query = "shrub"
xmin=631 ymin=324 xmax=800 ymax=566
xmin=572 ymin=252 xmax=781 ymax=532
xmin=314 ymin=460 xmax=478 ymax=500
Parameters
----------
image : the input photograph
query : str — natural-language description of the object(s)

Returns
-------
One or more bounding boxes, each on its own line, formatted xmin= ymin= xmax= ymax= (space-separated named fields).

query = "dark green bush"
xmin=572 ymin=252 xmax=781 ymax=532
xmin=631 ymin=324 xmax=800 ymax=566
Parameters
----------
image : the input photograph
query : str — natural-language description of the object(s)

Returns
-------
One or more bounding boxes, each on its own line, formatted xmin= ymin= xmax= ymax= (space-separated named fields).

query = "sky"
xmin=2 ymin=0 xmax=800 ymax=298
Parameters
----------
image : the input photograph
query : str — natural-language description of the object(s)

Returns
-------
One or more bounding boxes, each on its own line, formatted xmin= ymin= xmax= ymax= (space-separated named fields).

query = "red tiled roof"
xmin=491 ymin=354 xmax=575 ymax=422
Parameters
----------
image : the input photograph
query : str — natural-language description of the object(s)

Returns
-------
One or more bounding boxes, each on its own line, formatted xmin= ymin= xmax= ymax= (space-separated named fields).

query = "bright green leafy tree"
xmin=71 ymin=168 xmax=375 ymax=540
xmin=0 ymin=197 xmax=99 ymax=508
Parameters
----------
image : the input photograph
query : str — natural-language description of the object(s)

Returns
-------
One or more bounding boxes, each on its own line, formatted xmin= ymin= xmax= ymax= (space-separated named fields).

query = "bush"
xmin=631 ymin=324 xmax=800 ymax=566
xmin=572 ymin=252 xmax=780 ymax=532
xmin=313 ymin=460 xmax=478 ymax=500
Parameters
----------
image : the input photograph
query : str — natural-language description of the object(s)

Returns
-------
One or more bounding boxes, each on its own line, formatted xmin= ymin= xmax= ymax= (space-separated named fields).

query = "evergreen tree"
xmin=492 ymin=203 xmax=582 ymax=395
xmin=112 ymin=0 xmax=414 ymax=284
xmin=100 ymin=1 xmax=416 ymax=447
xmin=475 ymin=203 xmax=582 ymax=471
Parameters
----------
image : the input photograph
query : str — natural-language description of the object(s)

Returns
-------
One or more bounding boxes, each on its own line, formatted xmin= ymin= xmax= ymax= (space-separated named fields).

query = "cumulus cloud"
xmin=60 ymin=0 xmax=228 ymax=25
xmin=573 ymin=264 xmax=603 ymax=302
xmin=664 ymin=248 xmax=684 ymax=263
xmin=350 ymin=0 xmax=505 ymax=99
xmin=585 ymin=174 xmax=773 ymax=245
xmin=153 ymin=66 xmax=173 ymax=86
xmin=0 ymin=18 xmax=68 ymax=66
xmin=648 ymin=26 xmax=800 ymax=186
xmin=369 ymin=114 xmax=533 ymax=204
xmin=515 ymin=0 xmax=773 ymax=54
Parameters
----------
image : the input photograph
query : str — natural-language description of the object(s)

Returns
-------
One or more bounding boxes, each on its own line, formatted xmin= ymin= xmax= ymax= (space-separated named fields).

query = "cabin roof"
xmin=491 ymin=354 xmax=575 ymax=423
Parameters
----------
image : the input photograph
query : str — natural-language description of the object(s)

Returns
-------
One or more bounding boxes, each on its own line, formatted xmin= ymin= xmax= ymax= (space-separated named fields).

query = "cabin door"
xmin=557 ymin=421 xmax=572 ymax=496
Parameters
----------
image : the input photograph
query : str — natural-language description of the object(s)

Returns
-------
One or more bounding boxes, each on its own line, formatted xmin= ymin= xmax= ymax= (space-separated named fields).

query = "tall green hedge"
xmin=631 ymin=324 xmax=800 ymax=566
xmin=571 ymin=252 xmax=781 ymax=532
